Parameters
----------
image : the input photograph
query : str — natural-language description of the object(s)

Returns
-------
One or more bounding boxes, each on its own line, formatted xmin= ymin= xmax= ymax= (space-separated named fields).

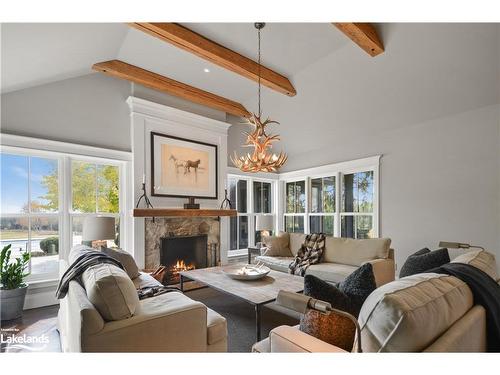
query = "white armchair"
xmin=252 ymin=290 xmax=359 ymax=353
xmin=253 ymin=325 xmax=347 ymax=353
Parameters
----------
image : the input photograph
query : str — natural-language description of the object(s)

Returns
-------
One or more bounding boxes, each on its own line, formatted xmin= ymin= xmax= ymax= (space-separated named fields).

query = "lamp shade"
xmin=82 ymin=216 xmax=116 ymax=241
xmin=256 ymin=215 xmax=274 ymax=231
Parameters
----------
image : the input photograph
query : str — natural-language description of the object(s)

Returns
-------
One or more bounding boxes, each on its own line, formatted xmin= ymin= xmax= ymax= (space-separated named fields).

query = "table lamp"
xmin=255 ymin=215 xmax=274 ymax=247
xmin=82 ymin=216 xmax=116 ymax=249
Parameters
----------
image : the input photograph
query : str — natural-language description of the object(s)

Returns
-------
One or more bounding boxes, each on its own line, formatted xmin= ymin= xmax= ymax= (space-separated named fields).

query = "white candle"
xmin=142 ymin=174 xmax=145 ymax=184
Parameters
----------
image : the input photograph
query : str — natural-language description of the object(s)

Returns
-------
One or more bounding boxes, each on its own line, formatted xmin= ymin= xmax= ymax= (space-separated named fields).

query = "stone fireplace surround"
xmin=144 ymin=217 xmax=220 ymax=270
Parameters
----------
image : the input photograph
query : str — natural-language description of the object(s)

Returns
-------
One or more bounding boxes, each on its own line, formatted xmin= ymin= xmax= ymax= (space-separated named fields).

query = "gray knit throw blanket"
xmin=289 ymin=233 xmax=326 ymax=276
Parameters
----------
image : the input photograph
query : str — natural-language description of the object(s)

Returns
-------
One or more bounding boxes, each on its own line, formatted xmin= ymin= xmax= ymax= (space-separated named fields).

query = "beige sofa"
xmin=256 ymin=233 xmax=395 ymax=287
xmin=253 ymin=249 xmax=498 ymax=353
xmin=57 ymin=247 xmax=227 ymax=352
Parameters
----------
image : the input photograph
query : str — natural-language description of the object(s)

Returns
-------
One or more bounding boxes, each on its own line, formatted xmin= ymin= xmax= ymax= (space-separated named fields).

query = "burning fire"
xmin=172 ymin=260 xmax=195 ymax=273
xmin=165 ymin=259 xmax=195 ymax=285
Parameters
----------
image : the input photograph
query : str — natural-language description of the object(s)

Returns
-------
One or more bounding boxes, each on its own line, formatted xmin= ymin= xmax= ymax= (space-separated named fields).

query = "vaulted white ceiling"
xmin=1 ymin=23 xmax=129 ymax=93
xmin=1 ymin=22 xmax=349 ymax=102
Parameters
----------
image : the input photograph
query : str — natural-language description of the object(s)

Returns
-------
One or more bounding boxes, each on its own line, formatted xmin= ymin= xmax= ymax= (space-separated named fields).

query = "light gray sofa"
xmin=256 ymin=233 xmax=395 ymax=287
xmin=57 ymin=246 xmax=227 ymax=352
xmin=253 ymin=249 xmax=498 ymax=353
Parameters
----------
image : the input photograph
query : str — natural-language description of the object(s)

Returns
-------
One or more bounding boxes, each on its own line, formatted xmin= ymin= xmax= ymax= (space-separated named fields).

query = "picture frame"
xmin=151 ymin=132 xmax=218 ymax=199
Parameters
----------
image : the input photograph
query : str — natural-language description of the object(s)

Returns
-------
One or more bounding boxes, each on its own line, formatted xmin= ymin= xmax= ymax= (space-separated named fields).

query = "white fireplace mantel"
xmin=127 ymin=96 xmax=232 ymax=268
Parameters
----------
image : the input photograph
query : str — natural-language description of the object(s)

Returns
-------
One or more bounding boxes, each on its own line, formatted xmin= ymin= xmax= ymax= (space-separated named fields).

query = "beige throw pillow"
xmin=451 ymin=249 xmax=497 ymax=280
xmin=289 ymin=233 xmax=307 ymax=256
xmin=81 ymin=263 xmax=139 ymax=321
xmin=262 ymin=232 xmax=292 ymax=257
xmin=102 ymin=247 xmax=140 ymax=279
xmin=323 ymin=237 xmax=391 ymax=266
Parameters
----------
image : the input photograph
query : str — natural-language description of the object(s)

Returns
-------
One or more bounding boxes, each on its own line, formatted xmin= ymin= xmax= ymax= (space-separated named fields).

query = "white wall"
xmin=1 ymin=73 xmax=131 ymax=151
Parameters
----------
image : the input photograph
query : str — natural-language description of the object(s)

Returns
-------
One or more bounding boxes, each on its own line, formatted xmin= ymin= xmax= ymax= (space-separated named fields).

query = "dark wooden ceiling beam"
xmin=129 ymin=23 xmax=297 ymax=97
xmin=333 ymin=23 xmax=384 ymax=57
xmin=92 ymin=60 xmax=251 ymax=118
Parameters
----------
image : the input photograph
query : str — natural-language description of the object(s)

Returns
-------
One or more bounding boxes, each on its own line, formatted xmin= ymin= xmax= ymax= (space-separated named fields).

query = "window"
xmin=309 ymin=176 xmax=335 ymax=235
xmin=70 ymin=160 xmax=120 ymax=247
xmin=281 ymin=156 xmax=379 ymax=239
xmin=253 ymin=181 xmax=273 ymax=244
xmin=341 ymin=171 xmax=375 ymax=239
xmin=228 ymin=175 xmax=276 ymax=253
xmin=0 ymin=143 xmax=130 ymax=282
xmin=0 ymin=153 xmax=60 ymax=279
xmin=284 ymin=180 xmax=305 ymax=233
xmin=229 ymin=178 xmax=249 ymax=251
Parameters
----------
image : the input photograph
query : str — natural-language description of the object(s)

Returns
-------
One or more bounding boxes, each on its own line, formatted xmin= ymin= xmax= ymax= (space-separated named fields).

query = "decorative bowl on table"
xmin=222 ymin=264 xmax=271 ymax=280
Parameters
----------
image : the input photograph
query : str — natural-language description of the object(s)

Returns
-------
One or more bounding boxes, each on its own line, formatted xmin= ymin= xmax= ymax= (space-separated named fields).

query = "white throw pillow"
xmin=81 ymin=263 xmax=139 ymax=321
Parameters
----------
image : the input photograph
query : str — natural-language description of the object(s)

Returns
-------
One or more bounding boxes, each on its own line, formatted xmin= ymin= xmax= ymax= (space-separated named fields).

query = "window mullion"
xmin=95 ymin=163 xmax=98 ymax=214
xmin=335 ymin=172 xmax=341 ymax=237
xmin=27 ymin=157 xmax=34 ymax=274
xmin=305 ymin=177 xmax=310 ymax=234
xmin=248 ymin=178 xmax=254 ymax=247
xmin=236 ymin=218 xmax=240 ymax=250
xmin=63 ymin=156 xmax=71 ymax=259
xmin=28 ymin=156 xmax=32 ymax=216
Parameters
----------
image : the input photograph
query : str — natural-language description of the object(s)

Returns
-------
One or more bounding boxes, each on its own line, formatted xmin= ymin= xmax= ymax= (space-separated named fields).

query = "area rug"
xmin=186 ymin=287 xmax=299 ymax=352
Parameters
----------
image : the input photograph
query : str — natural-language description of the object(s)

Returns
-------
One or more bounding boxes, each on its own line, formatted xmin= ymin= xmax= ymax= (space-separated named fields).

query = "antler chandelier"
xmin=231 ymin=23 xmax=287 ymax=173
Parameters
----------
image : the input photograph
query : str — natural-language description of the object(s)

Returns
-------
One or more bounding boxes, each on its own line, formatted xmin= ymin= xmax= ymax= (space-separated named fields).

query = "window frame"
xmin=0 ymin=149 xmax=63 ymax=282
xmin=68 ymin=156 xmax=125 ymax=249
xmin=340 ymin=169 xmax=376 ymax=239
xmin=279 ymin=156 xmax=380 ymax=238
xmin=0 ymin=136 xmax=132 ymax=282
xmin=227 ymin=172 xmax=278 ymax=256
xmin=309 ymin=175 xmax=336 ymax=236
xmin=283 ymin=178 xmax=308 ymax=234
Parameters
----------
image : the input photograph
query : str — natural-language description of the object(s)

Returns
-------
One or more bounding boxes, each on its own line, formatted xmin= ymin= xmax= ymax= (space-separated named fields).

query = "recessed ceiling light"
xmin=203 ymin=68 xmax=210 ymax=73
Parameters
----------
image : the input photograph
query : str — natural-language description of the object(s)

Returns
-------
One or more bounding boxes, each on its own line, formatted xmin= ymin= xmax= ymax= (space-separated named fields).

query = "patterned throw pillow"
xmin=399 ymin=248 xmax=450 ymax=278
xmin=299 ymin=263 xmax=376 ymax=351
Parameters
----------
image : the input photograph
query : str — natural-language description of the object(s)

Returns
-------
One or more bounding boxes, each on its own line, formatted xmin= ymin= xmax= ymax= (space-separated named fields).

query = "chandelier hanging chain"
xmin=230 ymin=22 xmax=287 ymax=173
xmin=258 ymin=25 xmax=262 ymax=117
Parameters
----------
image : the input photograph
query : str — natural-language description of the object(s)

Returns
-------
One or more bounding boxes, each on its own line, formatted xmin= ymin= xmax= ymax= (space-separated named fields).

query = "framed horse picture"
xmin=150 ymin=132 xmax=218 ymax=199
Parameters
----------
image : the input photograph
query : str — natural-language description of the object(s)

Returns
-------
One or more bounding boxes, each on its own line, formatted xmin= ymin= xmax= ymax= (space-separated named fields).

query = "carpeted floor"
xmin=186 ymin=287 xmax=299 ymax=352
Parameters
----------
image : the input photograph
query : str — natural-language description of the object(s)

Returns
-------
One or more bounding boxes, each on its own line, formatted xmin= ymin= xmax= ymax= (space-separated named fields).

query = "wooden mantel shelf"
xmin=133 ymin=208 xmax=237 ymax=218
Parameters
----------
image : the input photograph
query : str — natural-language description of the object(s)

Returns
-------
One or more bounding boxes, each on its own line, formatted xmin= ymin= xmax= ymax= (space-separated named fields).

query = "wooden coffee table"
xmin=180 ymin=264 xmax=304 ymax=341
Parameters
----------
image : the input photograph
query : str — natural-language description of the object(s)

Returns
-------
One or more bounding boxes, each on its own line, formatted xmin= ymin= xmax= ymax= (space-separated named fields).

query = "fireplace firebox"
xmin=160 ymin=234 xmax=208 ymax=285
